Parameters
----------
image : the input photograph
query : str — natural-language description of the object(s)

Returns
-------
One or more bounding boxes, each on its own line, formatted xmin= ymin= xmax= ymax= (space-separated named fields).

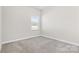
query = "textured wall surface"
xmin=42 ymin=7 xmax=79 ymax=44
xmin=2 ymin=7 xmax=40 ymax=42
xmin=0 ymin=6 xmax=2 ymax=51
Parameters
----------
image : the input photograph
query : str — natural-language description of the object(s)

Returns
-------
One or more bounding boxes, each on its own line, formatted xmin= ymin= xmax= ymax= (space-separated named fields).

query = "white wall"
xmin=42 ymin=7 xmax=79 ymax=45
xmin=0 ymin=6 xmax=2 ymax=51
xmin=2 ymin=6 xmax=40 ymax=43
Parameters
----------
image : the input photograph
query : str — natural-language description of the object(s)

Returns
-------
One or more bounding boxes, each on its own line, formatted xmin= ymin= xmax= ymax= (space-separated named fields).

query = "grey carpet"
xmin=1 ymin=36 xmax=79 ymax=53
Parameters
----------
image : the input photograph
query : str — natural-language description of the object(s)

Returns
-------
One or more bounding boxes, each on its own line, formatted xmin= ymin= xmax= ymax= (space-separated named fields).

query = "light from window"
xmin=31 ymin=16 xmax=40 ymax=30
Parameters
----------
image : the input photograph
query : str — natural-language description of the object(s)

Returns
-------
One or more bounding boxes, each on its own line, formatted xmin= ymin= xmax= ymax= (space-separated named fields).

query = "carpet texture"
xmin=1 ymin=36 xmax=79 ymax=53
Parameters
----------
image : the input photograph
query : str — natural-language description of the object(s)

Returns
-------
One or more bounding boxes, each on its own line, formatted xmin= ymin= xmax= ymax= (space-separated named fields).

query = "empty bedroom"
xmin=0 ymin=6 xmax=79 ymax=53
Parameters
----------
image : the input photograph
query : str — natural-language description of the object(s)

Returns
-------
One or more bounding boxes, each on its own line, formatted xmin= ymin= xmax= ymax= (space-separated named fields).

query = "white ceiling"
xmin=33 ymin=6 xmax=48 ymax=10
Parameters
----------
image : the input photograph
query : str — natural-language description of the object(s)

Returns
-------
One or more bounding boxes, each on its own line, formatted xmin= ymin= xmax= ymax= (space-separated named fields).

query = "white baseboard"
xmin=42 ymin=35 xmax=79 ymax=46
xmin=2 ymin=34 xmax=79 ymax=47
xmin=2 ymin=35 xmax=41 ymax=44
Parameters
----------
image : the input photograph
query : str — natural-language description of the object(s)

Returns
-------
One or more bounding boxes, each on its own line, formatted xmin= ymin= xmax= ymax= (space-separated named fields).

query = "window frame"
xmin=31 ymin=16 xmax=40 ymax=31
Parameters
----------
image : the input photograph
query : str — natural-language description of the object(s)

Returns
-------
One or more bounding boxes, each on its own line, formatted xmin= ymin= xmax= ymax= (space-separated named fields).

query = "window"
xmin=31 ymin=16 xmax=40 ymax=30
